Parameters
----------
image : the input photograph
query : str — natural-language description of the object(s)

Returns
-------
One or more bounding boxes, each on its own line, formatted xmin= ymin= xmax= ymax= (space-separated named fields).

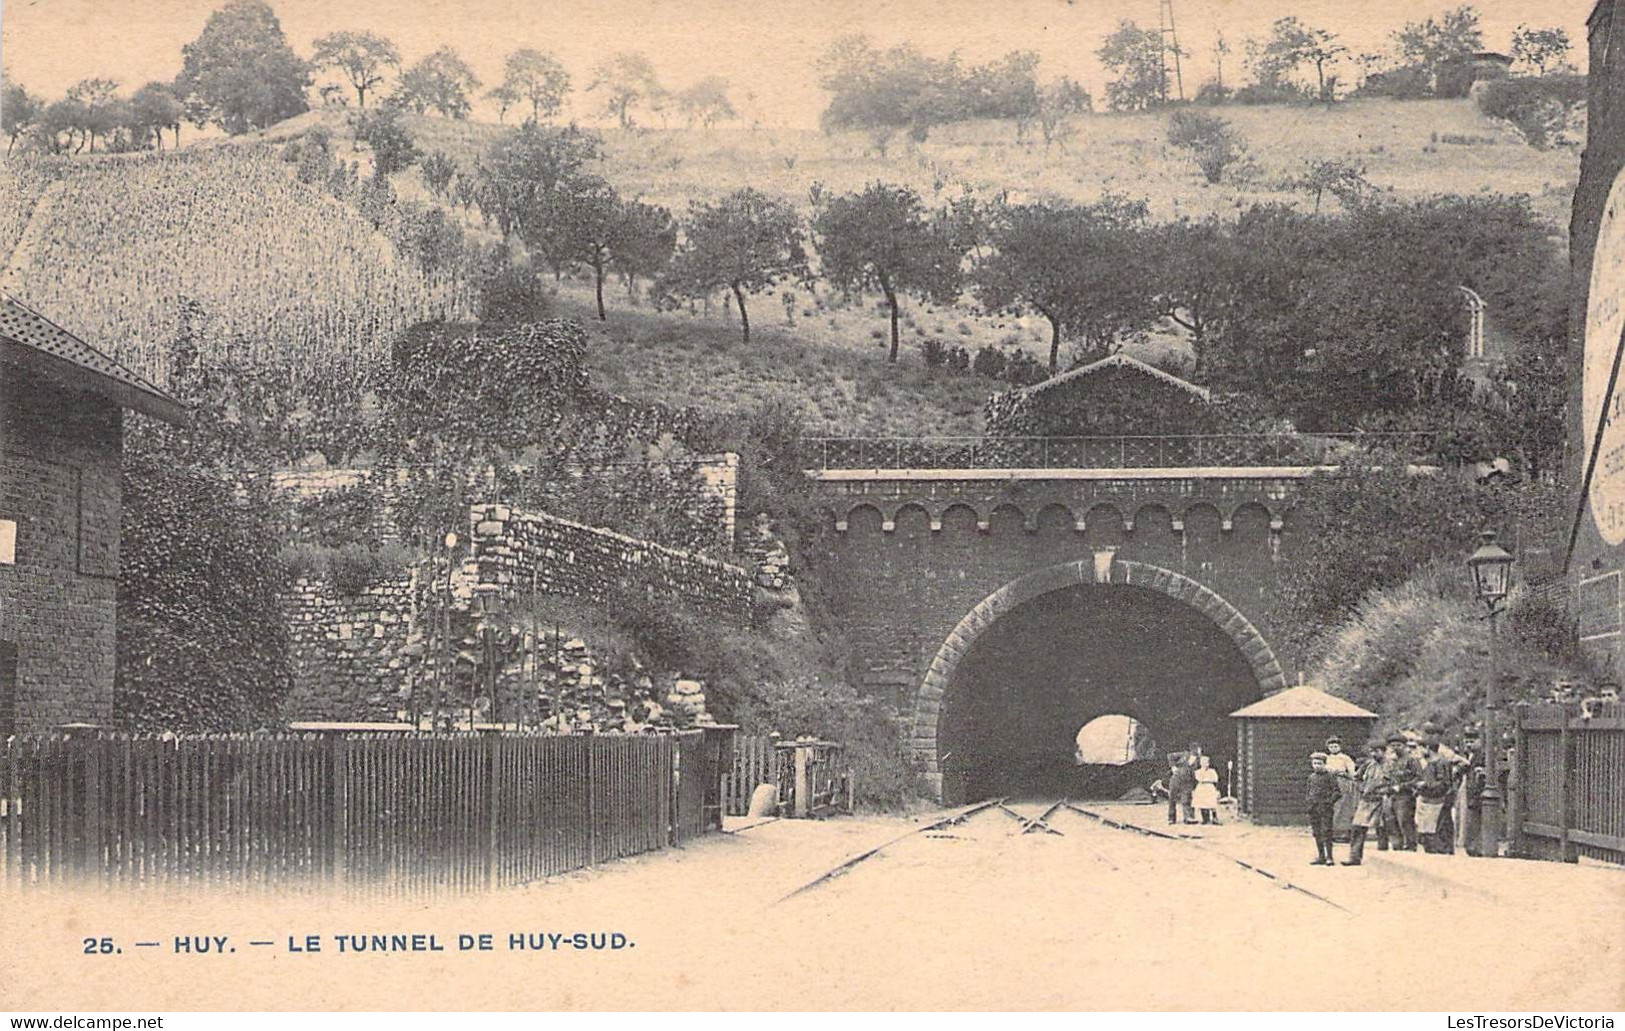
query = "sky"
xmin=0 ymin=0 xmax=1598 ymax=129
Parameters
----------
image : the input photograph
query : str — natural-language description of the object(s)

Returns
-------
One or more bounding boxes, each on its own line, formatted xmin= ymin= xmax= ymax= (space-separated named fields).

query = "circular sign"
xmin=1583 ymin=165 xmax=1625 ymax=546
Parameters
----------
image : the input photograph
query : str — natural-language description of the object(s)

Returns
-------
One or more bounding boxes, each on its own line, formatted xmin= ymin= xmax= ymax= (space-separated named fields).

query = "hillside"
xmin=240 ymin=97 xmax=1580 ymax=224
xmin=0 ymin=148 xmax=473 ymax=389
xmin=2 ymin=96 xmax=1581 ymax=436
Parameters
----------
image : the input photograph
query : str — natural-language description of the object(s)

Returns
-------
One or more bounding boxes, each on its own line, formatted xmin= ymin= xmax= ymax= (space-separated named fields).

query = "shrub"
xmin=972 ymin=345 xmax=1007 ymax=380
xmin=477 ymin=256 xmax=554 ymax=324
xmin=1232 ymin=81 xmax=1309 ymax=105
xmin=327 ymin=542 xmax=415 ymax=595
xmin=1353 ymin=65 xmax=1435 ymax=100
xmin=1476 ymin=74 xmax=1586 ymax=149
xmin=419 ymin=152 xmax=457 ymax=199
xmin=1165 ymin=109 xmax=1247 ymax=185
xmin=277 ymin=541 xmax=330 ymax=581
xmin=350 ymin=107 xmax=419 ymax=177
xmin=920 ymin=338 xmax=948 ymax=367
xmin=291 ymin=484 xmax=381 ymax=549
xmin=1004 ymin=349 xmax=1048 ymax=386
xmin=946 ymin=346 xmax=970 ymax=372
xmin=1194 ymin=81 xmax=1233 ymax=105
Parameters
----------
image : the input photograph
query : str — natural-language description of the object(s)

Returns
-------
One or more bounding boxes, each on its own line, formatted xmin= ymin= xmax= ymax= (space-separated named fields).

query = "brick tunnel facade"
xmin=810 ymin=471 xmax=1311 ymax=801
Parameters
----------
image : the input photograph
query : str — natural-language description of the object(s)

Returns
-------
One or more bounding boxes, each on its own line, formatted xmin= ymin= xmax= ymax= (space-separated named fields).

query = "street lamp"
xmin=1466 ymin=530 xmax=1514 ymax=858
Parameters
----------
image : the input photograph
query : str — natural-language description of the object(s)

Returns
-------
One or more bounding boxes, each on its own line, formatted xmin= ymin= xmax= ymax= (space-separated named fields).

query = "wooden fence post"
xmin=1559 ymin=704 xmax=1579 ymax=864
xmin=794 ymin=745 xmax=810 ymax=819
xmin=329 ymin=735 xmax=349 ymax=887
xmin=486 ymin=735 xmax=500 ymax=889
xmin=586 ymin=736 xmax=597 ymax=867
xmin=1507 ymin=709 xmax=1526 ymax=858
xmin=82 ymin=736 xmax=102 ymax=880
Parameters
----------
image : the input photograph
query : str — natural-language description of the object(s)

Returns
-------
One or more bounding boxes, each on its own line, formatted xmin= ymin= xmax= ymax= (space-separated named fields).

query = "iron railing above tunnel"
xmin=804 ymin=433 xmax=1446 ymax=472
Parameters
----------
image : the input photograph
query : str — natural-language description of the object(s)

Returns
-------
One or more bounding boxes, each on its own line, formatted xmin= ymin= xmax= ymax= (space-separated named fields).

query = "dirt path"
xmin=2 ymin=804 xmax=1620 ymax=1011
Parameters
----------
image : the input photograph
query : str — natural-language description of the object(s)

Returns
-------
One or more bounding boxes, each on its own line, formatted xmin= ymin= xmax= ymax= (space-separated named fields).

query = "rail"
xmin=804 ymin=433 xmax=1443 ymax=471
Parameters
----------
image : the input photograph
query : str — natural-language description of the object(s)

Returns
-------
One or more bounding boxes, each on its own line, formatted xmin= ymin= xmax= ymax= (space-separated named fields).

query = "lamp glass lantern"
xmin=1466 ymin=531 xmax=1514 ymax=610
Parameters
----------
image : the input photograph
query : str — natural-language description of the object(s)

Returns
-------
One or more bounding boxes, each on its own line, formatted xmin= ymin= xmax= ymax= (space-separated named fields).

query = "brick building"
xmin=0 ymin=297 xmax=187 ymax=734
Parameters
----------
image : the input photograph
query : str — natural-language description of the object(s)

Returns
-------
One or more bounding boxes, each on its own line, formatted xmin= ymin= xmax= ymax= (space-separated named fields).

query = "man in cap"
xmin=1417 ymin=738 xmax=1455 ymax=852
xmin=1323 ymin=734 xmax=1358 ymax=840
xmin=1344 ymin=740 xmax=1392 ymax=865
xmin=1382 ymin=733 xmax=1422 ymax=850
xmin=1307 ymin=752 xmax=1341 ymax=865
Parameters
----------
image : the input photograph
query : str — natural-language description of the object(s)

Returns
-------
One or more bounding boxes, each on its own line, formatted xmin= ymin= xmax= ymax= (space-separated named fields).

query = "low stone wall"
xmin=281 ymin=573 xmax=418 ymax=723
xmin=468 ymin=504 xmax=753 ymax=619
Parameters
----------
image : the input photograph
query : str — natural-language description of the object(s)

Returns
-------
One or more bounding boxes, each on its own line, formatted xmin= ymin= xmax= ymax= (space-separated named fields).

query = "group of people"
xmin=1305 ymin=723 xmax=1496 ymax=867
xmin=1157 ymin=749 xmax=1223 ymax=826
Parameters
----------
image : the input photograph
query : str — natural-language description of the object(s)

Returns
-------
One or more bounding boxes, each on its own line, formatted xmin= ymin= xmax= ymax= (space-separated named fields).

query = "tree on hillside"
xmin=812 ymin=184 xmax=963 ymax=364
xmin=662 ymin=188 xmax=807 ymax=346
xmin=476 ymin=123 xmax=603 ymax=240
xmin=589 ymin=52 xmax=664 ymax=130
xmin=1288 ymin=157 xmax=1374 ymax=213
xmin=392 ymin=46 xmax=481 ymax=118
xmin=1152 ymin=217 xmax=1240 ymax=379
xmin=1393 ymin=5 xmax=1484 ymax=92
xmin=1247 ymin=16 xmax=1345 ymax=101
xmin=611 ymin=199 xmax=677 ymax=300
xmin=1036 ymin=78 xmax=1092 ymax=148
xmin=536 ymin=174 xmax=622 ymax=320
xmin=352 ymin=106 xmax=418 ymax=176
xmin=676 ymin=76 xmax=737 ymax=128
xmin=66 ymin=78 xmax=120 ymax=152
xmin=817 ymin=34 xmax=958 ymax=147
xmin=498 ymin=49 xmax=571 ymax=124
xmin=3 ymin=78 xmax=39 ymax=154
xmin=175 ymin=0 xmax=310 ymax=135
xmin=1097 ymin=20 xmax=1170 ymax=111
xmin=1510 ymin=25 xmax=1573 ymax=75
xmin=486 ymin=83 xmax=520 ymax=124
xmin=311 ymin=30 xmax=399 ymax=108
xmin=973 ymin=198 xmax=1156 ymax=373
xmin=31 ymin=100 xmax=84 ymax=154
xmin=130 ymin=81 xmax=185 ymax=150
xmin=1166 ymin=109 xmax=1247 ymax=184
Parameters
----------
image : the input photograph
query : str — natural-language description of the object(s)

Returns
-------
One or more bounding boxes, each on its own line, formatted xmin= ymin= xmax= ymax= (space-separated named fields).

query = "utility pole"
xmin=1159 ymin=0 xmax=1187 ymax=102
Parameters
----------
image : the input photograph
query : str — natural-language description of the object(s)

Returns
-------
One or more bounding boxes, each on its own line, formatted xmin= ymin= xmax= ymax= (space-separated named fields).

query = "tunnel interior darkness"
xmin=938 ymin=583 xmax=1262 ymax=804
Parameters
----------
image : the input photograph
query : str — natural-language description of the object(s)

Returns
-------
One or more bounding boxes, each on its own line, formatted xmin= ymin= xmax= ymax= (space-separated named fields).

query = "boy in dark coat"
xmin=1307 ymin=752 xmax=1341 ymax=865
xmin=1168 ymin=753 xmax=1198 ymax=825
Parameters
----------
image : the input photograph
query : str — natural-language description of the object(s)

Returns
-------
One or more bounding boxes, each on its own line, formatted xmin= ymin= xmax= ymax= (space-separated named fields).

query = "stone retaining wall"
xmin=468 ymin=504 xmax=753 ymax=619
xmin=281 ymin=573 xmax=419 ymax=722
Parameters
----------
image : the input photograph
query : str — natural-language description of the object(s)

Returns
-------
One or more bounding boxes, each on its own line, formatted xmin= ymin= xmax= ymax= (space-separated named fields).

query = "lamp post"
xmin=1466 ymin=530 xmax=1514 ymax=858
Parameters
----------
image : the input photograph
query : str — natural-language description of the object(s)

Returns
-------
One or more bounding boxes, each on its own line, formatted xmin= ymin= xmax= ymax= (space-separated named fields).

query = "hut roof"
xmin=0 ymin=295 xmax=188 ymax=425
xmin=1013 ymin=353 xmax=1211 ymax=402
xmin=1230 ymin=685 xmax=1377 ymax=719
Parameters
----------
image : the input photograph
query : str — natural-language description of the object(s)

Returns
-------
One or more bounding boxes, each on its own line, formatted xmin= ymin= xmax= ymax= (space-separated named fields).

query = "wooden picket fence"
xmin=1512 ymin=702 xmax=1625 ymax=864
xmin=721 ymin=734 xmax=778 ymax=816
xmin=0 ymin=730 xmax=719 ymax=893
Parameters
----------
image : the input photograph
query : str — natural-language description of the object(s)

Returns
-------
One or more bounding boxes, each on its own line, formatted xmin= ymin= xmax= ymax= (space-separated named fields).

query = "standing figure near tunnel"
xmin=1307 ymin=752 xmax=1341 ymax=865
xmin=1323 ymin=736 xmax=1358 ymax=840
xmin=1383 ymin=734 xmax=1422 ymax=851
xmin=1344 ymin=741 xmax=1391 ymax=865
xmin=1192 ymin=754 xmax=1221 ymax=825
xmin=1167 ymin=753 xmax=1197 ymax=825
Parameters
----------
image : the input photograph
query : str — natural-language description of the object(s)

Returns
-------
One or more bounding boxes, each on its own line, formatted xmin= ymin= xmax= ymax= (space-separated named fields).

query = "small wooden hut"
xmin=1231 ymin=686 xmax=1378 ymax=826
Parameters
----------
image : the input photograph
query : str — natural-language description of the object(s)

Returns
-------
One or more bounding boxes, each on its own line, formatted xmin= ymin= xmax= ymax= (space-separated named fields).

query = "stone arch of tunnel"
xmin=913 ymin=558 xmax=1288 ymax=804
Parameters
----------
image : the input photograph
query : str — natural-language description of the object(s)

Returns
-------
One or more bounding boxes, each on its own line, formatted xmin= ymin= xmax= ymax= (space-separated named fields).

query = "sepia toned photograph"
xmin=0 ymin=0 xmax=1622 ymax=1015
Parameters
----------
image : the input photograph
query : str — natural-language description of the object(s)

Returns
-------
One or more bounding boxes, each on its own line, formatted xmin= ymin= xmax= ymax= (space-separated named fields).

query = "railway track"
xmin=773 ymin=798 xmax=1346 ymax=912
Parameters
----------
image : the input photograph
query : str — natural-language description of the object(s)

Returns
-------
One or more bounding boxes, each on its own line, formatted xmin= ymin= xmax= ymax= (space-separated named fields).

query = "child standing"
xmin=1192 ymin=754 xmax=1222 ymax=824
xmin=1307 ymin=752 xmax=1341 ymax=865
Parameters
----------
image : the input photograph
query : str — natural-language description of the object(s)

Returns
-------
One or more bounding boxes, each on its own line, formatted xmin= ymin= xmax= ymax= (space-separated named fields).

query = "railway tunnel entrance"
xmin=932 ymin=575 xmax=1271 ymax=805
